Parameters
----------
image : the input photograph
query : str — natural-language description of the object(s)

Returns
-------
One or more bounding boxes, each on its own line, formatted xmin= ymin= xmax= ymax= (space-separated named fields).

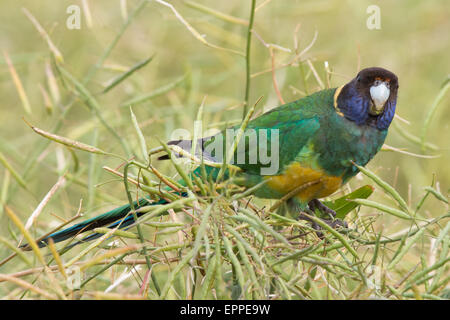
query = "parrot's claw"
xmin=297 ymin=199 xmax=348 ymax=238
xmin=308 ymin=199 xmax=337 ymax=219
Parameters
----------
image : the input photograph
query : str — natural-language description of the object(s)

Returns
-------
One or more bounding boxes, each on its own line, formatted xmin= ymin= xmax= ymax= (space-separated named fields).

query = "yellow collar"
xmin=333 ymin=85 xmax=345 ymax=117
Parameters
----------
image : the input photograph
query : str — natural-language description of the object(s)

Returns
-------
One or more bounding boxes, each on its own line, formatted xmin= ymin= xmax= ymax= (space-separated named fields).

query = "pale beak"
xmin=369 ymin=82 xmax=390 ymax=115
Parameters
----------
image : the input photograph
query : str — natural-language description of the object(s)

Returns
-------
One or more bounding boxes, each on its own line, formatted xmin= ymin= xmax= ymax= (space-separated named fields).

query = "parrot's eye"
xmin=373 ymin=79 xmax=390 ymax=88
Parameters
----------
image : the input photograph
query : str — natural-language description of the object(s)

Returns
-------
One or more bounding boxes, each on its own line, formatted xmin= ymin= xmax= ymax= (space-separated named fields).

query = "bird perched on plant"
xmin=23 ymin=67 xmax=398 ymax=249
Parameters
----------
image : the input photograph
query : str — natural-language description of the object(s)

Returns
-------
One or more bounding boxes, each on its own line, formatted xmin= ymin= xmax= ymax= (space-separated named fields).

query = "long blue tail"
xmin=21 ymin=197 xmax=166 ymax=250
xmin=22 ymin=164 xmax=215 ymax=251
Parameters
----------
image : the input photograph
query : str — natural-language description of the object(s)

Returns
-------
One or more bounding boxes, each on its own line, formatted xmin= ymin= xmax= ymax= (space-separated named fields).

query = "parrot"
xmin=22 ymin=67 xmax=398 ymax=249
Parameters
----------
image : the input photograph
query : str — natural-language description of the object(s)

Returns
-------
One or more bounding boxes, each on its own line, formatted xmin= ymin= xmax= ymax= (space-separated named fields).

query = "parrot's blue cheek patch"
xmin=376 ymin=98 xmax=396 ymax=130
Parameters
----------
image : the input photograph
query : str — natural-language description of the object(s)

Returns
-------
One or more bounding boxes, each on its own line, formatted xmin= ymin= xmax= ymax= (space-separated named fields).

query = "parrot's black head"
xmin=334 ymin=67 xmax=399 ymax=130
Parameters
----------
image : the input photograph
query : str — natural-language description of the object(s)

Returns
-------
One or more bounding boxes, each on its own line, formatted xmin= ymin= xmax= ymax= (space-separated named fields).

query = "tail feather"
xmin=21 ymin=169 xmax=202 ymax=251
xmin=53 ymin=215 xmax=138 ymax=252
xmin=21 ymin=198 xmax=158 ymax=250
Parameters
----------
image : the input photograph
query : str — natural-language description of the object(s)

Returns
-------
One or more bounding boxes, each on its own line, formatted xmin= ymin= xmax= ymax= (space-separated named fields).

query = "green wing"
xmin=164 ymin=89 xmax=334 ymax=177
xmin=230 ymin=90 xmax=334 ymax=175
xmin=232 ymin=114 xmax=320 ymax=175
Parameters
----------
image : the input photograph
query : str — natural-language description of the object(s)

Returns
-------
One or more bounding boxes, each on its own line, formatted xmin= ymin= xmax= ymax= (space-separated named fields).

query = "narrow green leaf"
xmin=130 ymin=107 xmax=149 ymax=164
xmin=0 ymin=236 xmax=32 ymax=267
xmin=93 ymin=227 xmax=138 ymax=239
xmin=271 ymin=242 xmax=322 ymax=266
xmin=353 ymin=163 xmax=410 ymax=214
xmin=158 ymin=138 xmax=194 ymax=190
xmin=184 ymin=0 xmax=249 ymax=26
xmin=388 ymin=227 xmax=426 ymax=269
xmin=306 ymin=214 xmax=359 ymax=260
xmin=24 ymin=120 xmax=111 ymax=156
xmin=424 ymin=186 xmax=448 ymax=204
xmin=58 ymin=65 xmax=132 ymax=156
xmin=103 ymin=55 xmax=154 ymax=93
xmin=433 ymin=221 xmax=449 ymax=251
xmin=239 ymin=208 xmax=290 ymax=245
xmin=350 ymin=199 xmax=412 ymax=220
xmin=0 ymin=152 xmax=28 ymax=190
xmin=120 ymin=74 xmax=187 ymax=107
xmin=323 ymin=185 xmax=374 ymax=219
xmin=421 ymin=78 xmax=450 ymax=152
xmin=223 ymin=235 xmax=246 ymax=298
xmin=160 ymin=203 xmax=213 ymax=299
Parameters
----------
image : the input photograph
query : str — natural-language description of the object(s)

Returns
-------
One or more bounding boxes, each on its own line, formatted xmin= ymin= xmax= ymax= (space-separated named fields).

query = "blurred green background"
xmin=0 ymin=0 xmax=448 ymax=290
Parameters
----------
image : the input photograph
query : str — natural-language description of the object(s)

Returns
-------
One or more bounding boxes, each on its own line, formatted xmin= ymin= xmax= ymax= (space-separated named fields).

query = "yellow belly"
xmin=265 ymin=163 xmax=342 ymax=202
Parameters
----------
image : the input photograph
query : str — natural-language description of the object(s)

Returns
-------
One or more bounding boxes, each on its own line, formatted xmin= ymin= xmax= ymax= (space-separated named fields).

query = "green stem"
xmin=83 ymin=0 xmax=148 ymax=84
xmin=123 ymin=162 xmax=161 ymax=295
xmin=242 ymin=0 xmax=256 ymax=119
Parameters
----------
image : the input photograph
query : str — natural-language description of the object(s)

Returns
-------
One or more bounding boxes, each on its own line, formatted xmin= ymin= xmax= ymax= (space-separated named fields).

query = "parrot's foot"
xmin=308 ymin=199 xmax=337 ymax=219
xmin=297 ymin=199 xmax=348 ymax=238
